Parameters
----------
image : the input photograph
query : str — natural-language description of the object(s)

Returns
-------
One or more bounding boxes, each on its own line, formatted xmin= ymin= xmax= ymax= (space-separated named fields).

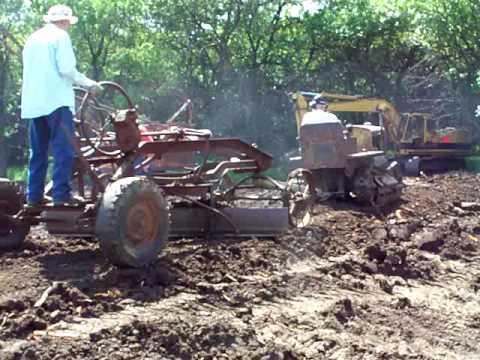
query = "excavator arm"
xmin=293 ymin=92 xmax=403 ymax=146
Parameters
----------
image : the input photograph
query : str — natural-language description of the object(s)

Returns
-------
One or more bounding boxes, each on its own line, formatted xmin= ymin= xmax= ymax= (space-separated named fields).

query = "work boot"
xmin=27 ymin=197 xmax=50 ymax=208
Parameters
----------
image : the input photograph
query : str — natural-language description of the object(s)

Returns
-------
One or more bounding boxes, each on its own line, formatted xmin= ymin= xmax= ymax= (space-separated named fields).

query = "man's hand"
xmin=88 ymin=82 xmax=103 ymax=96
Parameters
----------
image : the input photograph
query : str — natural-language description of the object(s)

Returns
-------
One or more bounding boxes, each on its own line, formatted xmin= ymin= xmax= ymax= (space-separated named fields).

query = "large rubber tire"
xmin=95 ymin=177 xmax=169 ymax=267
xmin=0 ymin=179 xmax=29 ymax=250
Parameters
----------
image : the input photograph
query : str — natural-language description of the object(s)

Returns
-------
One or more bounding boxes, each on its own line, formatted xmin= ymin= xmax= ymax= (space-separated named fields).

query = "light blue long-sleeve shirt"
xmin=21 ymin=23 xmax=95 ymax=119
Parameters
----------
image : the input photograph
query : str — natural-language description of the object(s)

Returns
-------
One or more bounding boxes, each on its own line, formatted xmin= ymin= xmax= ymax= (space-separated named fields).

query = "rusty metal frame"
xmin=8 ymin=83 xmax=287 ymax=239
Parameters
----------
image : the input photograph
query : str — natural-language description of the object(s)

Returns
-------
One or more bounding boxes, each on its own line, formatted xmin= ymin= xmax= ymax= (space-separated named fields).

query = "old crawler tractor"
xmin=285 ymin=92 xmax=403 ymax=226
xmin=0 ymin=82 xmax=289 ymax=267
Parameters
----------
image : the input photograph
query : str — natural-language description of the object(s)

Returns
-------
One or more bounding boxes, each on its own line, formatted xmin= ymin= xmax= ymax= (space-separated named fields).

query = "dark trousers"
xmin=27 ymin=106 xmax=75 ymax=204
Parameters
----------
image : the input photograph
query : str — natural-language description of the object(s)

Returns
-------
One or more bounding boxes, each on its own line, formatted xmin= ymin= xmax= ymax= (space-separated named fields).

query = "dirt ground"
xmin=1 ymin=172 xmax=480 ymax=359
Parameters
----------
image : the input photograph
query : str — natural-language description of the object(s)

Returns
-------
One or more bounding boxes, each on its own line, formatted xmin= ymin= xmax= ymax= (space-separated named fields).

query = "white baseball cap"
xmin=43 ymin=4 xmax=78 ymax=25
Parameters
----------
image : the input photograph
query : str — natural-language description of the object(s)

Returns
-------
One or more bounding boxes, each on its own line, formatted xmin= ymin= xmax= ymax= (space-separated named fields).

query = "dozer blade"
xmin=169 ymin=206 xmax=289 ymax=238
xmin=41 ymin=206 xmax=289 ymax=239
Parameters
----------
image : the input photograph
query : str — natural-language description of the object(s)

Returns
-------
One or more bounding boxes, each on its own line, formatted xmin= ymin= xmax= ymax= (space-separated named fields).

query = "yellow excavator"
xmin=293 ymin=92 xmax=473 ymax=173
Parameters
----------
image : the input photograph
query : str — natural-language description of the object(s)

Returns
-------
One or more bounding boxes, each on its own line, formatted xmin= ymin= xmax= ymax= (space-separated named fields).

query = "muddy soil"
xmin=1 ymin=172 xmax=480 ymax=359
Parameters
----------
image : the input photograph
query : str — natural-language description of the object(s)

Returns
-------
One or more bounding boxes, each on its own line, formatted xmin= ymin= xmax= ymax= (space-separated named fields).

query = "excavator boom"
xmin=293 ymin=91 xmax=401 ymax=146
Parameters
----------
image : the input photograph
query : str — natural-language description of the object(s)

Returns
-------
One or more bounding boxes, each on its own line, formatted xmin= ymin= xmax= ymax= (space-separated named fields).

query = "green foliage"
xmin=6 ymin=165 xmax=28 ymax=182
xmin=1 ymin=0 xmax=480 ymax=178
xmin=415 ymin=0 xmax=480 ymax=121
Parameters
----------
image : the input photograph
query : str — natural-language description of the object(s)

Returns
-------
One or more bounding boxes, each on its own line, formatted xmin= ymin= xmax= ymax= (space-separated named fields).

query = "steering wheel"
xmin=76 ymin=81 xmax=134 ymax=157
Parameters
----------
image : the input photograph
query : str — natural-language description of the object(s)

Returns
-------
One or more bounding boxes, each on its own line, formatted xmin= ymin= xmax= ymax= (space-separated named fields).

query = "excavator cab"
xmin=400 ymin=112 xmax=472 ymax=147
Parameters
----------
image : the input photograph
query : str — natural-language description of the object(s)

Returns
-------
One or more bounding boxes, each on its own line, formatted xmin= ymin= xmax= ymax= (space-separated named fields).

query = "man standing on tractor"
xmin=302 ymin=94 xmax=342 ymax=125
xmin=21 ymin=4 xmax=102 ymax=207
xmin=299 ymin=94 xmax=349 ymax=196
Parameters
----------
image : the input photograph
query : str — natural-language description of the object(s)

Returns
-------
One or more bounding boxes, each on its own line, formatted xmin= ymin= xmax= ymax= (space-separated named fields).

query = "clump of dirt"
xmin=322 ymin=297 xmax=355 ymax=325
xmin=7 ymin=317 xmax=289 ymax=360
xmin=0 ymin=281 xmax=115 ymax=340
xmin=2 ymin=172 xmax=480 ymax=359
